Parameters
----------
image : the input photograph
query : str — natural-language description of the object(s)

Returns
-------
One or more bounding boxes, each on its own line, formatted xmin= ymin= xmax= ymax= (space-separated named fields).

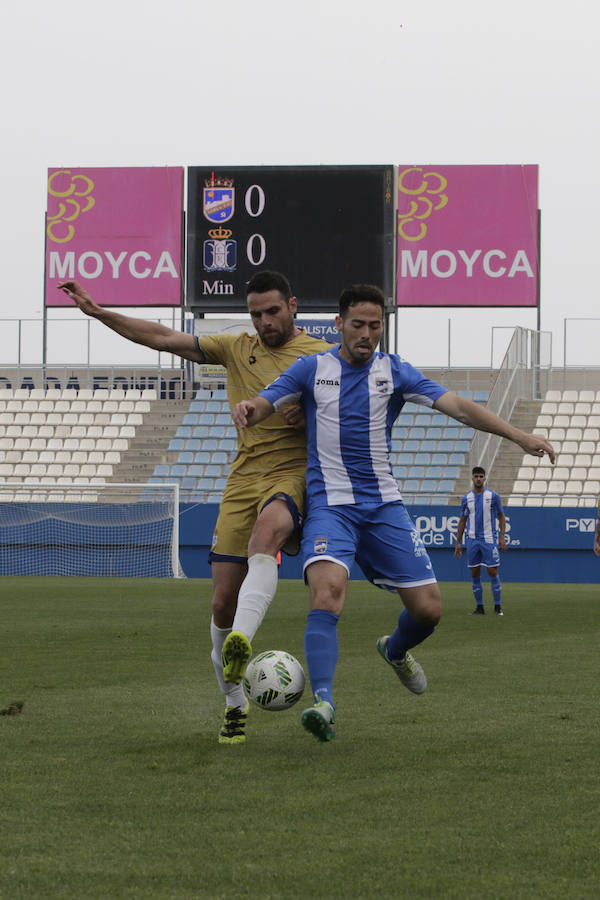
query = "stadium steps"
xmin=449 ymin=399 xmax=542 ymax=502
xmin=107 ymin=399 xmax=191 ymax=484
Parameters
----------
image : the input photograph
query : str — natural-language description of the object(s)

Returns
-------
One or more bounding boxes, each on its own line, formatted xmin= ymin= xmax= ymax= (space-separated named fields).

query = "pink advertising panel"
xmin=45 ymin=167 xmax=183 ymax=307
xmin=396 ymin=165 xmax=538 ymax=307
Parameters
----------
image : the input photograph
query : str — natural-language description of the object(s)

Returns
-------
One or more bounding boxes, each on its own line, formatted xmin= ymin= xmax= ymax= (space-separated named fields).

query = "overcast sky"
xmin=1 ymin=0 xmax=598 ymax=369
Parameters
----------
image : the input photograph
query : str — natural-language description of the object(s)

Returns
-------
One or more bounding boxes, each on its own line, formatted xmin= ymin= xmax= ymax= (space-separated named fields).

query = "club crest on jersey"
xmin=203 ymin=177 xmax=235 ymax=223
xmin=203 ymin=228 xmax=237 ymax=272
xmin=314 ymin=537 xmax=328 ymax=554
xmin=410 ymin=529 xmax=427 ymax=557
xmin=376 ymin=379 xmax=390 ymax=393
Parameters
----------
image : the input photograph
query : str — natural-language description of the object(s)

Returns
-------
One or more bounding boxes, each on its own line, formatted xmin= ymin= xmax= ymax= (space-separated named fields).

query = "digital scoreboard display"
xmin=186 ymin=165 xmax=394 ymax=313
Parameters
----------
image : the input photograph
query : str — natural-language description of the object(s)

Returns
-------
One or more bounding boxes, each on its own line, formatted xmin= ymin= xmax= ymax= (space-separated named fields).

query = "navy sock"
xmin=385 ymin=608 xmax=435 ymax=662
xmin=472 ymin=578 xmax=483 ymax=606
xmin=491 ymin=575 xmax=502 ymax=606
xmin=304 ymin=609 xmax=339 ymax=707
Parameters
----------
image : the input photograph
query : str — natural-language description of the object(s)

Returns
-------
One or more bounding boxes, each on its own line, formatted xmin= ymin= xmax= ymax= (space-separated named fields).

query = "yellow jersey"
xmin=197 ymin=330 xmax=332 ymax=476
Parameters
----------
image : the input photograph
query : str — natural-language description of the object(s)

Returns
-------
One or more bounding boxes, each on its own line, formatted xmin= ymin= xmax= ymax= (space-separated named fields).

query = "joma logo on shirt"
xmin=316 ymin=378 xmax=340 ymax=386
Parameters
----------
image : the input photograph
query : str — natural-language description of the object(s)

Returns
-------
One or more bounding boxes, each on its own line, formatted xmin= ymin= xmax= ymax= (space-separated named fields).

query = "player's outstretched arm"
xmin=232 ymin=397 xmax=274 ymax=428
xmin=434 ymin=392 xmax=555 ymax=463
xmin=57 ymin=280 xmax=201 ymax=362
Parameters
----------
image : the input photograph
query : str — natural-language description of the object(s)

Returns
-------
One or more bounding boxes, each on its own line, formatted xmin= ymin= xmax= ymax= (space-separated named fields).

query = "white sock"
xmin=210 ymin=617 xmax=247 ymax=708
xmin=231 ymin=553 xmax=279 ymax=642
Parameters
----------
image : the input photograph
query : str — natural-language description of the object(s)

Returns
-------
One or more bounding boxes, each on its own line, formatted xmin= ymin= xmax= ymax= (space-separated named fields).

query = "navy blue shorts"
xmin=302 ymin=501 xmax=437 ymax=591
xmin=466 ymin=538 xmax=500 ymax=569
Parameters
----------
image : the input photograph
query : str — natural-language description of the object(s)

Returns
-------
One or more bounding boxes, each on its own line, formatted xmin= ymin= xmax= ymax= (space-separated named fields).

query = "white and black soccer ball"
xmin=243 ymin=650 xmax=306 ymax=712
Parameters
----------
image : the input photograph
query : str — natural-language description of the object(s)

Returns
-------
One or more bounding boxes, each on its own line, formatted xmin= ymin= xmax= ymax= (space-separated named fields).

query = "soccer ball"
xmin=243 ymin=650 xmax=306 ymax=712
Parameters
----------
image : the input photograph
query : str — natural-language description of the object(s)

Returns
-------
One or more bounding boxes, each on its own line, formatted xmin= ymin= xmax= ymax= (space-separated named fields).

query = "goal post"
xmin=0 ymin=482 xmax=183 ymax=578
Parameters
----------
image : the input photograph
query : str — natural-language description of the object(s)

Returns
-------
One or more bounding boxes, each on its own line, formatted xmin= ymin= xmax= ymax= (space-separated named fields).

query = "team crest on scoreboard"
xmin=203 ymin=176 xmax=235 ymax=223
xmin=203 ymin=227 xmax=237 ymax=272
xmin=314 ymin=537 xmax=328 ymax=554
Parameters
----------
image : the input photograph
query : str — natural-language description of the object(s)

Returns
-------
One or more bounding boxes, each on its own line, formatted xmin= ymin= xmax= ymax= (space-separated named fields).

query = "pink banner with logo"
xmin=396 ymin=165 xmax=538 ymax=307
xmin=45 ymin=167 xmax=183 ymax=307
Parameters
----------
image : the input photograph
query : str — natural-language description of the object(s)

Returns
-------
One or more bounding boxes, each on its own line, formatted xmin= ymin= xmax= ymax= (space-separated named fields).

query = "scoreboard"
xmin=186 ymin=165 xmax=394 ymax=313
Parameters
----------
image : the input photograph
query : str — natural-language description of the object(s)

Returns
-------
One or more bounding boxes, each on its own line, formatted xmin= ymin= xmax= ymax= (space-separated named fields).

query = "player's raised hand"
xmin=57 ymin=280 xmax=100 ymax=317
xmin=519 ymin=433 xmax=555 ymax=464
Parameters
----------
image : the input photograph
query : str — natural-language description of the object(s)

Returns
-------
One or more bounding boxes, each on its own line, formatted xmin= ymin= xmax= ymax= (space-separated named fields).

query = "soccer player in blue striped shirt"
xmin=454 ymin=467 xmax=506 ymax=615
xmin=233 ymin=285 xmax=554 ymax=742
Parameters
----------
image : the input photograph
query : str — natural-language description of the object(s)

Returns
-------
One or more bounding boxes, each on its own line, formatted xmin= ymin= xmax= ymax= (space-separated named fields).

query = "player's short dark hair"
xmin=338 ymin=284 xmax=385 ymax=317
xmin=472 ymin=466 xmax=486 ymax=476
xmin=246 ymin=271 xmax=292 ymax=301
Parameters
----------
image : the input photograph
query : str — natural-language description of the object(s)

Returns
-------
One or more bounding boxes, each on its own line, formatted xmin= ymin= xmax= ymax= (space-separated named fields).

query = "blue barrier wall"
xmin=179 ymin=504 xmax=600 ymax=584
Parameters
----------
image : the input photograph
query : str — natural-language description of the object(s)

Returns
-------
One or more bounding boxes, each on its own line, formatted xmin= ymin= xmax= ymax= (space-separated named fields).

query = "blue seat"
xmin=168 ymin=438 xmax=185 ymax=452
xmin=212 ymin=452 xmax=228 ymax=464
xmin=177 ymin=451 xmax=194 ymax=464
xmin=414 ymin=452 xmax=431 ymax=465
xmin=393 ymin=466 xmax=408 ymax=479
xmin=211 ymin=426 xmax=227 ymax=438
xmin=396 ymin=413 xmax=413 ymax=426
xmin=455 ymin=441 xmax=470 ymax=452
xmin=449 ymin=453 xmax=465 ymax=465
xmin=198 ymin=413 xmax=215 ymax=425
xmin=410 ymin=427 xmax=425 ymax=439
xmin=425 ymin=428 xmax=442 ymax=440
xmin=409 ymin=466 xmax=426 ymax=479
xmin=403 ymin=480 xmax=420 ymax=493
xmin=181 ymin=476 xmax=196 ymax=489
xmin=420 ymin=479 xmax=437 ymax=492
xmin=192 ymin=426 xmax=210 ymax=438
xmin=432 ymin=453 xmax=449 ymax=465
xmin=194 ymin=451 xmax=211 ymax=464
xmin=415 ymin=414 xmax=432 ymax=426
xmin=437 ymin=441 xmax=454 ymax=452
xmin=437 ymin=480 xmax=455 ymax=493
xmin=473 ymin=390 xmax=489 ymax=402
xmin=443 ymin=427 xmax=459 ymax=439
xmin=189 ymin=400 xmax=207 ymax=412
xmin=187 ymin=464 xmax=204 ymax=477
xmin=153 ymin=464 xmax=170 ymax=477
xmin=170 ymin=464 xmax=187 ymax=477
xmin=176 ymin=426 xmax=192 ymax=438
xmin=195 ymin=389 xmax=212 ymax=400
xmin=215 ymin=413 xmax=232 ymax=425
xmin=184 ymin=439 xmax=203 ymax=451
xmin=147 ymin=476 xmax=164 ymax=483
xmin=395 ymin=453 xmax=414 ymax=465
xmin=403 ymin=441 xmax=420 ymax=453
xmin=214 ymin=478 xmax=228 ymax=490
xmin=197 ymin=477 xmax=215 ymax=490
xmin=182 ymin=413 xmax=198 ymax=425
xmin=211 ymin=389 xmax=228 ymax=401
xmin=206 ymin=492 xmax=222 ymax=503
xmin=430 ymin=413 xmax=449 ymax=426
xmin=429 ymin=466 xmax=443 ymax=479
xmin=460 ymin=427 xmax=475 ymax=439
xmin=458 ymin=390 xmax=473 ymax=399
xmin=444 ymin=466 xmax=460 ymax=479
xmin=219 ymin=439 xmax=236 ymax=451
xmin=419 ymin=441 xmax=437 ymax=453
xmin=204 ymin=464 xmax=221 ymax=477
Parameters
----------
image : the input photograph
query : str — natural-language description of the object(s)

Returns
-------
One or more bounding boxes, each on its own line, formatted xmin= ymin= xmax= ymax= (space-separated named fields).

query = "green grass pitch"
xmin=1 ymin=576 xmax=598 ymax=899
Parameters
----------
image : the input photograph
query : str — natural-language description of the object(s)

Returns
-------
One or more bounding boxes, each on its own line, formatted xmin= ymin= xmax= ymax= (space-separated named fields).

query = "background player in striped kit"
xmin=232 ymin=284 xmax=554 ymax=742
xmin=454 ymin=467 xmax=507 ymax=615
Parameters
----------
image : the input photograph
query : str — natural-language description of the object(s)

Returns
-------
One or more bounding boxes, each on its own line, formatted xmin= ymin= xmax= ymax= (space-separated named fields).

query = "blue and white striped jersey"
xmin=259 ymin=345 xmax=447 ymax=508
xmin=460 ymin=489 xmax=504 ymax=543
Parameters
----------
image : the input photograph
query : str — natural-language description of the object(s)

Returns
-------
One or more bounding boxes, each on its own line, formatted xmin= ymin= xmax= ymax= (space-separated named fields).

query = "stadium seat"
xmin=473 ymin=390 xmax=489 ymax=402
xmin=178 ymin=452 xmax=194 ymax=464
xmin=562 ymin=391 xmax=578 ymax=402
xmin=565 ymin=480 xmax=583 ymax=494
xmin=582 ymin=481 xmax=600 ymax=495
xmin=548 ymin=481 xmax=565 ymax=494
xmin=557 ymin=402 xmax=574 ymax=415
xmin=513 ymin=480 xmax=530 ymax=494
xmin=153 ymin=465 xmax=170 ymax=477
xmin=517 ymin=467 xmax=535 ymax=481
xmin=168 ymin=439 xmax=185 ymax=452
xmin=437 ymin=480 xmax=455 ymax=493
xmin=141 ymin=389 xmax=157 ymax=400
xmin=540 ymin=402 xmax=557 ymax=415
xmin=536 ymin=416 xmax=553 ymax=428
xmin=582 ymin=428 xmax=599 ymax=442
xmin=578 ymin=391 xmax=595 ymax=402
xmin=525 ymin=496 xmax=543 ymax=506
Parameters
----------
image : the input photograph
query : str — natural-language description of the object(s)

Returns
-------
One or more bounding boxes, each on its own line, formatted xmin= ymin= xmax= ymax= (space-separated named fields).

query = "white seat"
xmin=64 ymin=464 xmax=80 ymax=477
xmin=562 ymin=441 xmax=578 ymax=454
xmin=583 ymin=428 xmax=599 ymax=442
xmin=543 ymin=496 xmax=561 ymax=507
xmin=513 ymin=480 xmax=530 ymax=494
xmin=522 ymin=454 xmax=540 ymax=467
xmin=534 ymin=466 xmax=553 ymax=481
xmin=70 ymin=426 xmax=87 ymax=438
xmin=38 ymin=450 xmax=55 ymax=463
xmin=565 ymin=480 xmax=583 ymax=493
xmin=102 ymin=426 xmax=119 ymax=438
xmin=47 ymin=464 xmax=64 ymax=477
xmin=119 ymin=426 xmax=135 ymax=438
xmin=62 ymin=413 xmax=78 ymax=425
xmin=71 ymin=451 xmax=88 ymax=464
xmin=580 ymin=441 xmax=596 ymax=455
xmin=105 ymin=451 xmax=120 ymax=465
xmin=579 ymin=496 xmax=598 ymax=508
xmin=113 ymin=438 xmax=128 ymax=451
xmin=103 ymin=401 xmax=119 ymax=414
xmin=110 ymin=413 xmax=127 ymax=426
xmin=93 ymin=390 xmax=110 ymax=401
xmin=548 ymin=428 xmax=565 ymax=442
xmin=78 ymin=413 xmax=95 ymax=426
xmin=31 ymin=437 xmax=46 ymax=450
xmin=88 ymin=451 xmax=104 ymax=464
xmin=570 ymin=416 xmax=587 ymax=428
xmin=55 ymin=451 xmax=71 ymax=464
xmin=540 ymin=402 xmax=557 ymax=415
xmin=588 ymin=467 xmax=600 ymax=480
xmin=93 ymin=413 xmax=111 ymax=425
xmin=552 ymin=467 xmax=570 ymax=481
xmin=44 ymin=389 xmax=62 ymax=402
xmin=5 ymin=451 xmax=21 ymax=463
xmin=14 ymin=463 xmax=31 ymax=476
xmin=77 ymin=389 xmax=94 ymax=401
xmin=573 ymin=455 xmax=591 ymax=468
xmin=141 ymin=389 xmax=157 ymax=400
xmin=97 ymin=464 xmax=113 ymax=477
xmin=86 ymin=401 xmax=103 ymax=413
xmin=108 ymin=389 xmax=126 ymax=401
xmin=574 ymin=403 xmax=591 ymax=415
xmin=7 ymin=400 xmax=23 ymax=411
xmin=119 ymin=401 xmax=135 ymax=413
xmin=0 ymin=463 xmax=14 ymax=476
xmin=125 ymin=389 xmax=142 ymax=400
xmin=554 ymin=416 xmax=570 ymax=428
xmin=14 ymin=413 xmax=31 ymax=425
xmin=582 ymin=480 xmax=600 ymax=495
xmin=565 ymin=428 xmax=582 ymax=441
xmin=525 ymin=496 xmax=543 ymax=506
xmin=23 ymin=400 xmax=38 ymax=412
xmin=0 ymin=438 xmax=13 ymax=449
xmin=80 ymin=464 xmax=97 ymax=477
xmin=0 ymin=413 xmax=15 ymax=424
xmin=79 ymin=439 xmax=95 ymax=451
xmin=70 ymin=400 xmax=87 ymax=413
xmin=544 ymin=390 xmax=561 ymax=402
xmin=135 ymin=401 xmax=151 ymax=413
xmin=127 ymin=413 xmax=143 ymax=426
xmin=45 ymin=413 xmax=62 ymax=425
xmin=516 ymin=467 xmax=534 ymax=480
xmin=86 ymin=426 xmax=103 ymax=438
xmin=560 ymin=496 xmax=579 ymax=507
xmin=535 ymin=415 xmax=553 ymax=428
xmin=570 ymin=467 xmax=587 ymax=480
xmin=562 ymin=391 xmax=578 ymax=402
xmin=579 ymin=391 xmax=595 ymax=402
xmin=30 ymin=413 xmax=46 ymax=425
xmin=547 ymin=481 xmax=565 ymax=494
xmin=557 ymin=402 xmax=574 ymax=415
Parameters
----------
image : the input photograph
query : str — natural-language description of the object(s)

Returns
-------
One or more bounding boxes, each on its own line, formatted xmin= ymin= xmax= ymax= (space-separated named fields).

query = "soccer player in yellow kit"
xmin=59 ymin=272 xmax=330 ymax=744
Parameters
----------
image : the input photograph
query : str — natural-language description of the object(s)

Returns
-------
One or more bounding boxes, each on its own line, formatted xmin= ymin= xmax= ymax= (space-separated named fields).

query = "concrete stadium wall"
xmin=179 ymin=504 xmax=600 ymax=585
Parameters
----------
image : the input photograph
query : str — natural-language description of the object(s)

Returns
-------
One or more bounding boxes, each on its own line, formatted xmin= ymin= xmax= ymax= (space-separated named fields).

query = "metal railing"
xmin=469 ymin=327 xmax=552 ymax=473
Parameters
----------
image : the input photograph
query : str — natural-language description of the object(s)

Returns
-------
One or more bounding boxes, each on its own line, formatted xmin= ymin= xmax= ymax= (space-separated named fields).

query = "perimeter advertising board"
xmin=396 ymin=165 xmax=539 ymax=307
xmin=186 ymin=166 xmax=394 ymax=313
xmin=45 ymin=167 xmax=184 ymax=307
